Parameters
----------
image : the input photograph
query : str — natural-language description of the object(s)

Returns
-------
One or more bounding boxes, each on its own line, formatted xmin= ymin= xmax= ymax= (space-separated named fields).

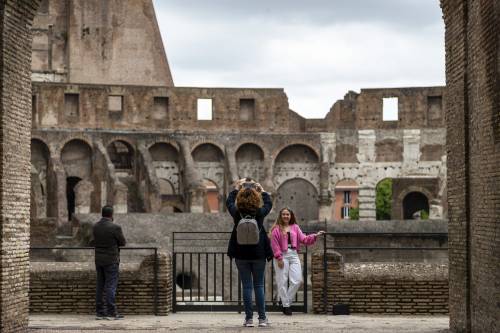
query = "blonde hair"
xmin=269 ymin=207 xmax=297 ymax=236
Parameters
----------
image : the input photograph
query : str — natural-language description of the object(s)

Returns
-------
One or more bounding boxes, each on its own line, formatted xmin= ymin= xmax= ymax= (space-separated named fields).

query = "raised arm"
xmin=225 ymin=189 xmax=239 ymax=219
xmin=296 ymin=224 xmax=317 ymax=246
xmin=257 ymin=192 xmax=272 ymax=218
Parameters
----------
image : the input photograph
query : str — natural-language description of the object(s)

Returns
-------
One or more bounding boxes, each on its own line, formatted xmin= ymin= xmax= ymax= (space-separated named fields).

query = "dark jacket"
xmin=226 ymin=189 xmax=273 ymax=260
xmin=91 ymin=217 xmax=126 ymax=266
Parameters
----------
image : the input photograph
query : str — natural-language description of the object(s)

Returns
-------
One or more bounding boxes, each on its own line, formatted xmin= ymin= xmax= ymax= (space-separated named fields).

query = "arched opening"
xmin=236 ymin=143 xmax=265 ymax=180
xmin=403 ymin=192 xmax=429 ymax=220
xmin=334 ymin=179 xmax=359 ymax=220
xmin=149 ymin=142 xmax=179 ymax=162
xmin=61 ymin=139 xmax=92 ymax=180
xmin=203 ymin=179 xmax=219 ymax=213
xmin=376 ymin=178 xmax=393 ymax=220
xmin=149 ymin=143 xmax=181 ymax=212
xmin=107 ymin=140 xmax=134 ymax=170
xmin=275 ymin=178 xmax=318 ymax=223
xmin=274 ymin=144 xmax=319 ymax=164
xmin=176 ymin=273 xmax=193 ymax=290
xmin=31 ymin=139 xmax=50 ymax=219
xmin=66 ymin=176 xmax=82 ymax=220
xmin=192 ymin=143 xmax=224 ymax=162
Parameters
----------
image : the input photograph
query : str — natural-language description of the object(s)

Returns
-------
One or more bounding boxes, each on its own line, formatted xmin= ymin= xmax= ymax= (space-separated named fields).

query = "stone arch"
xmin=273 ymin=144 xmax=320 ymax=191
xmin=107 ymin=140 xmax=134 ymax=170
xmin=192 ymin=143 xmax=224 ymax=162
xmin=31 ymin=139 xmax=51 ymax=219
xmin=149 ymin=142 xmax=179 ymax=162
xmin=275 ymin=178 xmax=319 ymax=223
xmin=402 ymin=191 xmax=430 ymax=219
xmin=236 ymin=143 xmax=265 ymax=181
xmin=334 ymin=179 xmax=359 ymax=220
xmin=61 ymin=139 xmax=92 ymax=180
xmin=375 ymin=139 xmax=403 ymax=162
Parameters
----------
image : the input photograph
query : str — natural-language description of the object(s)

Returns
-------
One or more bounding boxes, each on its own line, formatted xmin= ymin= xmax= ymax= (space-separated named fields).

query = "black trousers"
xmin=95 ymin=263 xmax=119 ymax=316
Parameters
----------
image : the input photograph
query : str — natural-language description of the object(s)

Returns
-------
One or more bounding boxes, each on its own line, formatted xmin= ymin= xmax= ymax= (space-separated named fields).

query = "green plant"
xmin=376 ymin=178 xmax=392 ymax=220
xmin=420 ymin=209 xmax=429 ymax=220
xmin=349 ymin=207 xmax=359 ymax=220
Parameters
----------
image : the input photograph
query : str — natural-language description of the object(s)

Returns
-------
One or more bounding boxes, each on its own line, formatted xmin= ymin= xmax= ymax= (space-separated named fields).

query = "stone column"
xmin=358 ymin=185 xmax=376 ymax=221
xmin=356 ymin=130 xmax=376 ymax=163
xmin=403 ymin=129 xmax=421 ymax=173
xmin=178 ymin=140 xmax=205 ymax=213
xmin=0 ymin=1 xmax=39 ymax=332
xmin=318 ymin=134 xmax=335 ymax=221
xmin=224 ymin=145 xmax=239 ymax=190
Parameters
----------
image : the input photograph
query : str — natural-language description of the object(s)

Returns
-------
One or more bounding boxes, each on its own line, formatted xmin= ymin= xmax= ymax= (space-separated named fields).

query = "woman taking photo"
xmin=270 ymin=207 xmax=325 ymax=315
xmin=226 ymin=178 xmax=273 ymax=327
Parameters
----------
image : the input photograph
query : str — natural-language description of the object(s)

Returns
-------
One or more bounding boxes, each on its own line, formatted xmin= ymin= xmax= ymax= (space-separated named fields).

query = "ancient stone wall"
xmin=311 ymin=251 xmax=449 ymax=315
xmin=31 ymin=0 xmax=173 ymax=86
xmin=30 ymin=253 xmax=172 ymax=315
xmin=0 ymin=1 xmax=38 ymax=332
xmin=441 ymin=0 xmax=500 ymax=332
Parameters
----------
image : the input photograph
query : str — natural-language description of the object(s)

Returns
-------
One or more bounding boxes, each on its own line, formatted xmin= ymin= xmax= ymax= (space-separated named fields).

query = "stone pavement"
xmin=29 ymin=313 xmax=449 ymax=333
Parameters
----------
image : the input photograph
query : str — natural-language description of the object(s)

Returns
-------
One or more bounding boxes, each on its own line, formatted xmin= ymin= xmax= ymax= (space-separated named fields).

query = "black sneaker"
xmin=95 ymin=314 xmax=108 ymax=320
xmin=108 ymin=313 xmax=124 ymax=320
xmin=283 ymin=307 xmax=292 ymax=316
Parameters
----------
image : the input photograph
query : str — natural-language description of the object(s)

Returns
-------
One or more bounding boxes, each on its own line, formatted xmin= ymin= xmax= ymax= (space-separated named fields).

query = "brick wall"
xmin=441 ymin=0 xmax=500 ymax=332
xmin=0 ymin=1 xmax=38 ymax=332
xmin=29 ymin=253 xmax=172 ymax=315
xmin=311 ymin=251 xmax=448 ymax=315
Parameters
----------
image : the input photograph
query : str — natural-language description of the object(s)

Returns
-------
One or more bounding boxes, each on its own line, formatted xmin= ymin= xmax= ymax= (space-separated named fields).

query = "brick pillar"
xmin=311 ymin=250 xmax=344 ymax=314
xmin=178 ymin=140 xmax=205 ymax=213
xmin=0 ymin=1 xmax=39 ymax=332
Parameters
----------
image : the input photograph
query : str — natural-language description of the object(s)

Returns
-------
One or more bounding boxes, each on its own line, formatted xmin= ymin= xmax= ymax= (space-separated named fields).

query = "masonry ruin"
xmin=0 ymin=0 xmax=498 ymax=332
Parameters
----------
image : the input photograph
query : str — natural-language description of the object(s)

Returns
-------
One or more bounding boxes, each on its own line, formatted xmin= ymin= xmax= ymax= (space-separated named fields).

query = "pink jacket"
xmin=271 ymin=224 xmax=317 ymax=260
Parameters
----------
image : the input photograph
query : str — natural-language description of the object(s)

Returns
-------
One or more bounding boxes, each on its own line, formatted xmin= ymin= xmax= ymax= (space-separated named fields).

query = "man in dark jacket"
xmin=91 ymin=205 xmax=126 ymax=320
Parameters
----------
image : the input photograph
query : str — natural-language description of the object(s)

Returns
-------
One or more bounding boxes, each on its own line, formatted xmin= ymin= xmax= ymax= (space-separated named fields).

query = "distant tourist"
xmin=227 ymin=178 xmax=273 ymax=327
xmin=90 ymin=205 xmax=126 ymax=320
xmin=270 ymin=207 xmax=325 ymax=315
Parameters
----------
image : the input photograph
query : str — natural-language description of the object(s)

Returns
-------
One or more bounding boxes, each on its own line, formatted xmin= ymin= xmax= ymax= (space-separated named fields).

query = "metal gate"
xmin=172 ymin=232 xmax=308 ymax=312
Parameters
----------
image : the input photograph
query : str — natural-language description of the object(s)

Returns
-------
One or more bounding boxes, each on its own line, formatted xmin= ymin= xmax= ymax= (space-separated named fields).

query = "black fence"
xmin=30 ymin=246 xmax=160 ymax=315
xmin=171 ymin=232 xmax=308 ymax=313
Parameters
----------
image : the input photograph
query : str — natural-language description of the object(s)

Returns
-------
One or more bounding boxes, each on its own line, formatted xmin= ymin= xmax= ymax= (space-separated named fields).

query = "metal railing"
xmin=172 ymin=232 xmax=308 ymax=313
xmin=30 ymin=246 xmax=160 ymax=315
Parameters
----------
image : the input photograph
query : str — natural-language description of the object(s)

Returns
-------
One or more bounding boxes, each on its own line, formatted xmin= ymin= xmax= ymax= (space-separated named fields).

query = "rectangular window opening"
xmin=239 ymin=98 xmax=255 ymax=121
xmin=153 ymin=97 xmax=169 ymax=121
xmin=197 ymin=98 xmax=213 ymax=120
xmin=108 ymin=95 xmax=123 ymax=112
xmin=64 ymin=93 xmax=79 ymax=119
xmin=382 ymin=97 xmax=399 ymax=121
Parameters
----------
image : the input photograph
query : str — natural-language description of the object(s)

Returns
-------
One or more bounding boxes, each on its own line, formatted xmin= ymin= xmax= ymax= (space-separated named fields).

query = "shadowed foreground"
xmin=29 ymin=313 xmax=449 ymax=332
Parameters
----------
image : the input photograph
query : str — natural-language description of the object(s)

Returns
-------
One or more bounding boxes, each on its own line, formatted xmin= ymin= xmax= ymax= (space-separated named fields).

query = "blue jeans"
xmin=235 ymin=259 xmax=267 ymax=320
xmin=95 ymin=263 xmax=119 ymax=316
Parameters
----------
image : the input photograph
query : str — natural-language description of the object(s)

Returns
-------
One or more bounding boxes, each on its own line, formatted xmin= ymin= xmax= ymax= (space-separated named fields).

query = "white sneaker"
xmin=258 ymin=318 xmax=269 ymax=327
xmin=243 ymin=318 xmax=254 ymax=327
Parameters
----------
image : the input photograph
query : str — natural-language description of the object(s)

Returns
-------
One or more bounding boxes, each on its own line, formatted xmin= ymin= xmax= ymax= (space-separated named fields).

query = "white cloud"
xmin=154 ymin=1 xmax=445 ymax=118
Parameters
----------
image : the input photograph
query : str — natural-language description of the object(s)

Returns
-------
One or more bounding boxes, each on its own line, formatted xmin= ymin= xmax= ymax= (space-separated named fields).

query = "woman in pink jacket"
xmin=270 ymin=207 xmax=325 ymax=315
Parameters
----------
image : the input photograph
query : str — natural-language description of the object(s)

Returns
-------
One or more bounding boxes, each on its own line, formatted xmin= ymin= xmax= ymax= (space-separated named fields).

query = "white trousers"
xmin=273 ymin=249 xmax=302 ymax=307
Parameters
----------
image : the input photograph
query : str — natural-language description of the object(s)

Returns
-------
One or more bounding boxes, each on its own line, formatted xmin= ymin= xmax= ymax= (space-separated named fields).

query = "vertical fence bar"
xmin=213 ymin=253 xmax=217 ymax=301
xmin=154 ymin=248 xmax=158 ymax=315
xmin=221 ymin=253 xmax=225 ymax=301
xmin=198 ymin=253 xmax=201 ymax=301
xmin=189 ymin=253 xmax=193 ymax=300
xmin=303 ymin=249 xmax=308 ymax=313
xmin=172 ymin=252 xmax=177 ymax=313
xmin=238 ymin=271 xmax=242 ymax=313
xmin=271 ymin=260 xmax=275 ymax=306
xmin=229 ymin=258 xmax=233 ymax=301
xmin=182 ymin=253 xmax=185 ymax=301
xmin=322 ymin=233 xmax=328 ymax=312
xmin=205 ymin=253 xmax=209 ymax=302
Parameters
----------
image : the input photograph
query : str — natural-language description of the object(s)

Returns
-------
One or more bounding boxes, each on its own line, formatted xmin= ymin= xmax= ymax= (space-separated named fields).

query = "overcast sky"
xmin=152 ymin=0 xmax=445 ymax=119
